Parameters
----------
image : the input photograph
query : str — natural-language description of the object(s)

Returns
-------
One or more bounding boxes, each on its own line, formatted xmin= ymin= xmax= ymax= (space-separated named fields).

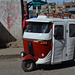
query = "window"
xmin=26 ymin=22 xmax=51 ymax=33
xmin=69 ymin=24 xmax=75 ymax=37
xmin=54 ymin=25 xmax=64 ymax=40
xmin=66 ymin=6 xmax=70 ymax=8
xmin=72 ymin=5 xmax=75 ymax=7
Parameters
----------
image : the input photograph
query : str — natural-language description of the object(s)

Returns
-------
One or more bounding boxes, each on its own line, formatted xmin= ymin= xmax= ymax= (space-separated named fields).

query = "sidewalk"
xmin=0 ymin=48 xmax=24 ymax=59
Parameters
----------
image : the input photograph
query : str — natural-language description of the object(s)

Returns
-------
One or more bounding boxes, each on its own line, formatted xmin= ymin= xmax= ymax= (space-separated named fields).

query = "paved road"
xmin=0 ymin=58 xmax=75 ymax=75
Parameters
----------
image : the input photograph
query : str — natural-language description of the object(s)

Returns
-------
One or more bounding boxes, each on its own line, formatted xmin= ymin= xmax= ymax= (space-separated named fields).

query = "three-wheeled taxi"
xmin=21 ymin=15 xmax=75 ymax=72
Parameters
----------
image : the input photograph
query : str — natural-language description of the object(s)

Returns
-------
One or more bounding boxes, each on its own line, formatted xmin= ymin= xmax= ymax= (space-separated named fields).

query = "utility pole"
xmin=45 ymin=0 xmax=49 ymax=14
xmin=57 ymin=1 xmax=58 ymax=5
xmin=21 ymin=0 xmax=24 ymax=22
xmin=63 ymin=0 xmax=65 ymax=4
xmin=45 ymin=0 xmax=47 ymax=2
xmin=36 ymin=6 xmax=38 ymax=17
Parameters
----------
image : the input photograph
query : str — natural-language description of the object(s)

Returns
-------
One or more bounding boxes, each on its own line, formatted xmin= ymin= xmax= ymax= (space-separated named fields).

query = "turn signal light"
xmin=40 ymin=41 xmax=48 ymax=45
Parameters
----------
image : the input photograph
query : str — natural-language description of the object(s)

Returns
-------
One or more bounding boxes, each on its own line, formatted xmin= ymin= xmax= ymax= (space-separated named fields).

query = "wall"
xmin=0 ymin=0 xmax=23 ymax=48
xmin=56 ymin=4 xmax=65 ymax=13
xmin=41 ymin=4 xmax=49 ymax=15
xmin=64 ymin=2 xmax=75 ymax=8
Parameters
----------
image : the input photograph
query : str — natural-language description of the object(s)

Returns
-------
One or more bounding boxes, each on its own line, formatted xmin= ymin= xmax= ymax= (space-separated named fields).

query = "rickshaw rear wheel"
xmin=22 ymin=60 xmax=36 ymax=72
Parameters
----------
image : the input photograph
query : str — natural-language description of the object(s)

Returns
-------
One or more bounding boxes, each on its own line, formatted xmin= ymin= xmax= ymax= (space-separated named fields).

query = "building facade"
xmin=56 ymin=4 xmax=65 ymax=13
xmin=40 ymin=2 xmax=56 ymax=14
xmin=64 ymin=2 xmax=75 ymax=9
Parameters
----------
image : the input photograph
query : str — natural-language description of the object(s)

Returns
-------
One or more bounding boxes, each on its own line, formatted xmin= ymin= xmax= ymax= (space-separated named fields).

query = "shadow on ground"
xmin=0 ymin=22 xmax=17 ymax=48
xmin=36 ymin=61 xmax=75 ymax=71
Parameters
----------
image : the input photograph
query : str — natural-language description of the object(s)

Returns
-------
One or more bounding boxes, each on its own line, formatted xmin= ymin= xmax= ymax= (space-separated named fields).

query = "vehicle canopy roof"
xmin=26 ymin=15 xmax=75 ymax=23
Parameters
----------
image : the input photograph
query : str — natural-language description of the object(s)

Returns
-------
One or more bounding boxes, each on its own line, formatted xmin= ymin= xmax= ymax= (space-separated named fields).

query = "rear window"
xmin=69 ymin=24 xmax=75 ymax=37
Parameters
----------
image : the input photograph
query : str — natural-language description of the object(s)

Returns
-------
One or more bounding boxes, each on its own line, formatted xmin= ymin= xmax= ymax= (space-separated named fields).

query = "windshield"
xmin=25 ymin=22 xmax=51 ymax=33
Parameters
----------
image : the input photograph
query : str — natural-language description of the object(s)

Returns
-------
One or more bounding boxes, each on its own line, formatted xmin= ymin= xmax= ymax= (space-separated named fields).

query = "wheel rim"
xmin=25 ymin=61 xmax=33 ymax=70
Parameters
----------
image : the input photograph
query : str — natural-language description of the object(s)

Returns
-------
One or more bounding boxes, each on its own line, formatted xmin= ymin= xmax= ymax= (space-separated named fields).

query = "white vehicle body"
xmin=23 ymin=15 xmax=75 ymax=65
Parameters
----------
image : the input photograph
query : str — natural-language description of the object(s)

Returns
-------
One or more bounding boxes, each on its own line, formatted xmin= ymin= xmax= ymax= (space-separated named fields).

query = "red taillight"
xmin=40 ymin=41 xmax=48 ymax=45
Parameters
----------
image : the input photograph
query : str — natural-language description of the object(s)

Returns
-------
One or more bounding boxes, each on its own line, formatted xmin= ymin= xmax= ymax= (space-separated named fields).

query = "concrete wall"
xmin=0 ymin=0 xmax=23 ymax=48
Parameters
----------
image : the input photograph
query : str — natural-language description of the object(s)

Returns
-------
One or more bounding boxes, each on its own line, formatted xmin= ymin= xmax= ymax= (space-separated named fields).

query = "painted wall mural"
xmin=0 ymin=0 xmax=21 ymax=31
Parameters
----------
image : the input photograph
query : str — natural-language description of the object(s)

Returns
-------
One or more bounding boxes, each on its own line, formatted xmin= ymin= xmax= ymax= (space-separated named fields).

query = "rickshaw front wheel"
xmin=22 ymin=60 xmax=36 ymax=72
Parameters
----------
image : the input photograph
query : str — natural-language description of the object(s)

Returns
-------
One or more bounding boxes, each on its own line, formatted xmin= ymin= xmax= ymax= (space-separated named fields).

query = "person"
xmin=23 ymin=14 xmax=28 ymax=33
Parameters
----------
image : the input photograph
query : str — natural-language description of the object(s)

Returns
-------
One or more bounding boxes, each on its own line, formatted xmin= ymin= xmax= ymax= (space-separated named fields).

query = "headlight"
xmin=21 ymin=51 xmax=25 ymax=57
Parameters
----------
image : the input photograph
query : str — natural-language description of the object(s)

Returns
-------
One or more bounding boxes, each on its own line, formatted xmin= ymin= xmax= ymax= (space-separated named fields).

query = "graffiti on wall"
xmin=0 ymin=0 xmax=20 ymax=31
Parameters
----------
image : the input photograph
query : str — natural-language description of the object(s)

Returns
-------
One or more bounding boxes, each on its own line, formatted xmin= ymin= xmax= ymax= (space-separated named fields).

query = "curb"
xmin=0 ymin=54 xmax=20 ymax=60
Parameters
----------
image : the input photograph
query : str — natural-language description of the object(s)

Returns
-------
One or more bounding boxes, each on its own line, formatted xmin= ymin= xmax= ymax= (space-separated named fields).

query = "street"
xmin=0 ymin=0 xmax=75 ymax=75
xmin=0 ymin=58 xmax=75 ymax=75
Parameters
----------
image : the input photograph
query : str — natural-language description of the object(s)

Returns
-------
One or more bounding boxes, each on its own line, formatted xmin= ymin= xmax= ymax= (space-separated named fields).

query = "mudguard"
xmin=21 ymin=54 xmax=37 ymax=62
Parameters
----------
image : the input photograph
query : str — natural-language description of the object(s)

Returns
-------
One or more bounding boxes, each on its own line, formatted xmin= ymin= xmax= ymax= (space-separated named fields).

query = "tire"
xmin=22 ymin=60 xmax=36 ymax=72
